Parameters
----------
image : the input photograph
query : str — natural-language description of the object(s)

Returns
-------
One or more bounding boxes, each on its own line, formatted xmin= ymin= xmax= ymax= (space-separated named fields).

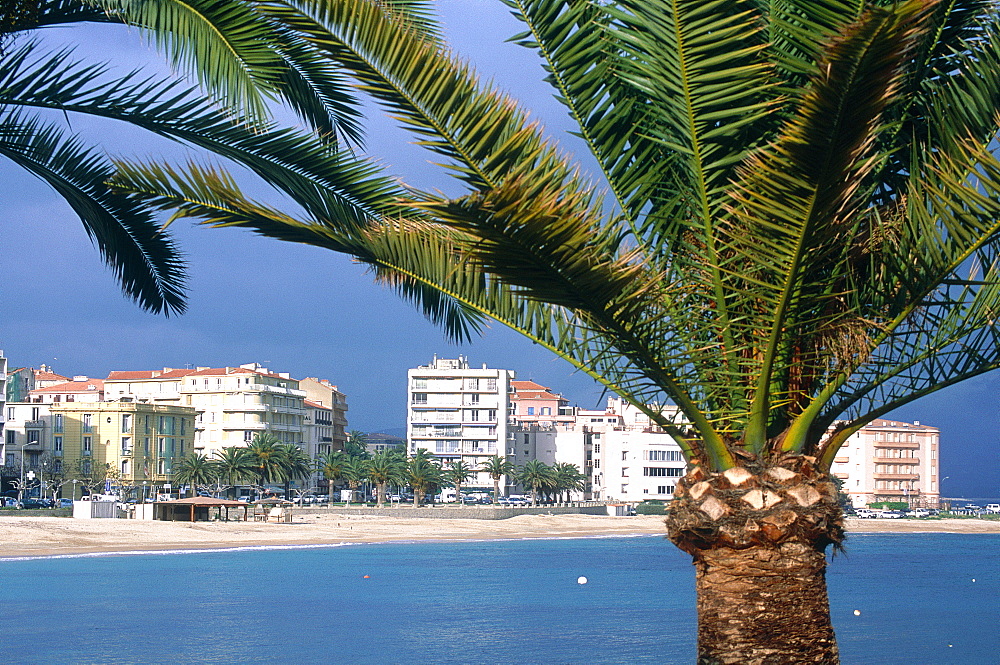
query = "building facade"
xmin=299 ymin=377 xmax=348 ymax=453
xmin=830 ymin=418 xmax=941 ymax=508
xmin=104 ymin=364 xmax=308 ymax=457
xmin=407 ymin=356 xmax=515 ymax=490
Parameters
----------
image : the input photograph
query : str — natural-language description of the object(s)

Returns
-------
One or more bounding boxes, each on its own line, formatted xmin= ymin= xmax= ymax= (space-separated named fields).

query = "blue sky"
xmin=1 ymin=1 xmax=997 ymax=498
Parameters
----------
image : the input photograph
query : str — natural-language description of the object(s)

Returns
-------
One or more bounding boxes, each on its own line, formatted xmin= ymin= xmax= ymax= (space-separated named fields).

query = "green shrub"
xmin=636 ymin=501 xmax=668 ymax=515
xmin=868 ymin=501 xmax=908 ymax=510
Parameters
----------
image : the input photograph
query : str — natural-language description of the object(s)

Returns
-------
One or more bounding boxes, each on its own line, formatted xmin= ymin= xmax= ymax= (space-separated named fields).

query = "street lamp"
xmin=18 ymin=443 xmax=26 ymax=503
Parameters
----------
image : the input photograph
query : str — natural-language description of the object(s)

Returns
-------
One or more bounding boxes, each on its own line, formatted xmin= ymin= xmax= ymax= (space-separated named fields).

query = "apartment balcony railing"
xmin=874 ymin=473 xmax=920 ymax=481
xmin=874 ymin=457 xmax=919 ymax=464
xmin=873 ymin=440 xmax=919 ymax=449
xmin=25 ymin=420 xmax=45 ymax=428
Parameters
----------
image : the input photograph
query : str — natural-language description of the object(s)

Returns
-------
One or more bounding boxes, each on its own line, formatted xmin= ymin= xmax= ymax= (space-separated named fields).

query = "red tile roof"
xmin=304 ymin=399 xmax=331 ymax=410
xmin=35 ymin=371 xmax=69 ymax=382
xmin=31 ymin=379 xmax=104 ymax=393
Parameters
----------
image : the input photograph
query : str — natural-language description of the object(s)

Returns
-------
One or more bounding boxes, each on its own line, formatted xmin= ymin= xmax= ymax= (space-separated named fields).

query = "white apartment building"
xmin=509 ymin=397 xmax=687 ymax=502
xmin=831 ymin=418 xmax=940 ymax=508
xmin=104 ymin=364 xmax=308 ymax=456
xmin=407 ymin=356 xmax=515 ymax=490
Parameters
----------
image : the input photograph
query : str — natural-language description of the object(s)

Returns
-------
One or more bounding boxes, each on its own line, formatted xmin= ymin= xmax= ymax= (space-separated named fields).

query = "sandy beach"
xmin=1 ymin=513 xmax=998 ymax=559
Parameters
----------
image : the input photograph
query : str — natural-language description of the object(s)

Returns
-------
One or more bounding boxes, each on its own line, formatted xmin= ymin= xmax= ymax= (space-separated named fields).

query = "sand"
xmin=1 ymin=513 xmax=997 ymax=559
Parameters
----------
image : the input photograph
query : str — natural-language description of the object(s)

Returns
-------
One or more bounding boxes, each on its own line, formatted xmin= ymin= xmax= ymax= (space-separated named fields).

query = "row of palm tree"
xmin=172 ymin=433 xmax=312 ymax=498
xmin=314 ymin=449 xmax=586 ymax=508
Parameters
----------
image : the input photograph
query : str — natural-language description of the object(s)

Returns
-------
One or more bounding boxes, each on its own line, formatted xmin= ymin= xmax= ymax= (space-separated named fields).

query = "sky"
xmin=1 ymin=1 xmax=997 ymax=499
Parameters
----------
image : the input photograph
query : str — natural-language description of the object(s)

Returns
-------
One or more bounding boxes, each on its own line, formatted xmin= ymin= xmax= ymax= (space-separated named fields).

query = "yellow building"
xmin=50 ymin=400 xmax=197 ymax=498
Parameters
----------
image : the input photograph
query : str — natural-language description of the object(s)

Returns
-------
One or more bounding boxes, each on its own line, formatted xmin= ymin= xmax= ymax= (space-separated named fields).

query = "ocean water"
xmin=0 ymin=533 xmax=997 ymax=664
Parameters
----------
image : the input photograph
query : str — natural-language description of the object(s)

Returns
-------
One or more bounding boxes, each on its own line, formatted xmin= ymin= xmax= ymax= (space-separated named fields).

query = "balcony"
xmin=25 ymin=420 xmax=45 ymax=428
xmin=873 ymin=440 xmax=919 ymax=449
xmin=874 ymin=457 xmax=918 ymax=464
xmin=874 ymin=473 xmax=919 ymax=481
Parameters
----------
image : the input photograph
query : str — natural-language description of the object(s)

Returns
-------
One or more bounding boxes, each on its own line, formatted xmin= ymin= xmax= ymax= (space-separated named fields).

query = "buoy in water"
xmin=853 ymin=610 xmax=861 ymax=616
xmin=363 ymin=575 xmax=370 ymax=579
xmin=577 ymin=576 xmax=588 ymax=585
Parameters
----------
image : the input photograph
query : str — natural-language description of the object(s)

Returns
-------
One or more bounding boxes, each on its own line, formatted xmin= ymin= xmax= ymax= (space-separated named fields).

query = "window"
xmin=412 ymin=393 xmax=428 ymax=405
xmin=180 ymin=418 xmax=186 ymax=435
xmin=657 ymin=486 xmax=668 ymax=494
xmin=121 ymin=437 xmax=131 ymax=453
xmin=83 ymin=460 xmax=92 ymax=475
xmin=540 ymin=407 xmax=551 ymax=415
xmin=158 ymin=437 xmax=165 ymax=454
xmin=54 ymin=414 xmax=64 ymax=433
xmin=54 ymin=436 xmax=63 ymax=452
xmin=31 ymin=407 xmax=39 ymax=421
xmin=527 ymin=407 xmax=535 ymax=415
xmin=5 ymin=407 xmax=12 ymax=420
xmin=644 ymin=467 xmax=685 ymax=477
xmin=54 ymin=459 xmax=62 ymax=473
xmin=622 ymin=451 xmax=629 ymax=461
xmin=5 ymin=430 xmax=14 ymax=446
xmin=245 ymin=430 xmax=254 ymax=443
xmin=180 ymin=440 xmax=184 ymax=456
xmin=121 ymin=413 xmax=131 ymax=432
xmin=469 ymin=393 xmax=480 ymax=405
xmin=486 ymin=378 xmax=497 ymax=391
xmin=144 ymin=438 xmax=150 ymax=455
xmin=83 ymin=413 xmax=93 ymax=433
xmin=412 ymin=378 xmax=427 ymax=389
xmin=593 ymin=459 xmax=600 ymax=468
xmin=83 ymin=437 xmax=92 ymax=454
xmin=27 ymin=430 xmax=39 ymax=444
xmin=594 ymin=443 xmax=601 ymax=454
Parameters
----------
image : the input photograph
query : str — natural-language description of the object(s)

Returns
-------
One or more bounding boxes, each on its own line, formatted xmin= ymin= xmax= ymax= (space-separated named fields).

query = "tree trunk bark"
xmin=665 ymin=454 xmax=844 ymax=664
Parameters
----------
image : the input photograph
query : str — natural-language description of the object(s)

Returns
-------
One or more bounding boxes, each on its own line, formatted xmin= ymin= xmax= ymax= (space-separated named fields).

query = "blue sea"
xmin=1 ymin=533 xmax=997 ymax=664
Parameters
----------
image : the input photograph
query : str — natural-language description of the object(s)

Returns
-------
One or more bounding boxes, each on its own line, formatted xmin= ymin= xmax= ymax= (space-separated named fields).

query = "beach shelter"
xmin=252 ymin=498 xmax=294 ymax=523
xmin=154 ymin=496 xmax=249 ymax=522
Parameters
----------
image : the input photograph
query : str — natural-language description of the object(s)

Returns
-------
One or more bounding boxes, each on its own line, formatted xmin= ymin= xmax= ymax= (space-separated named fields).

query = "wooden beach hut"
xmin=153 ymin=496 xmax=249 ymax=522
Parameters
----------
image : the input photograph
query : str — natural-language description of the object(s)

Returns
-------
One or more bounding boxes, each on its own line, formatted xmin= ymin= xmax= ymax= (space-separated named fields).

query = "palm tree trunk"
xmin=665 ymin=455 xmax=844 ymax=664
xmin=493 ymin=478 xmax=500 ymax=504
xmin=328 ymin=478 xmax=336 ymax=505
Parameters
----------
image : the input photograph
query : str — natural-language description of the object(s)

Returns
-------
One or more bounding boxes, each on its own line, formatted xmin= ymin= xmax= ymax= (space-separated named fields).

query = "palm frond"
xmin=0 ymin=109 xmax=186 ymax=313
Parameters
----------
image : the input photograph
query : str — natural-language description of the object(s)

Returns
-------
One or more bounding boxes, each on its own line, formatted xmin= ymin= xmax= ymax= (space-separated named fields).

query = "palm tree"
xmin=517 ymin=460 xmax=555 ymax=507
xmin=212 ymin=447 xmax=256 ymax=498
xmin=480 ymin=455 xmax=515 ymax=504
xmin=340 ymin=455 xmax=369 ymax=506
xmin=278 ymin=443 xmax=313 ymax=501
xmin=246 ymin=432 xmax=287 ymax=493
xmin=443 ymin=459 xmax=476 ymax=506
xmin=343 ymin=430 xmax=371 ymax=459
xmin=553 ymin=462 xmax=586 ymax=505
xmin=0 ymin=0 xmax=405 ymax=314
xmin=406 ymin=454 xmax=443 ymax=507
xmin=110 ymin=1 xmax=1000 ymax=660
xmin=317 ymin=450 xmax=348 ymax=504
xmin=173 ymin=452 xmax=216 ymax=497
xmin=366 ymin=450 xmax=406 ymax=507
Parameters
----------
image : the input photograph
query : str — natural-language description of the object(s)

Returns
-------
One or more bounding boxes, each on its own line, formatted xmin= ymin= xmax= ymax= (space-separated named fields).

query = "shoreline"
xmin=1 ymin=514 xmax=998 ymax=560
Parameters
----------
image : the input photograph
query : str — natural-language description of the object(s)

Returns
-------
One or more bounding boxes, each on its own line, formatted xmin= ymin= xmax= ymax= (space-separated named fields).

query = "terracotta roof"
xmin=106 ymin=369 xmax=196 ymax=381
xmin=511 ymin=380 xmax=551 ymax=391
xmin=304 ymin=399 xmax=331 ymax=410
xmin=160 ymin=496 xmax=246 ymax=506
xmin=31 ymin=379 xmax=104 ymax=393
xmin=35 ymin=371 xmax=69 ymax=382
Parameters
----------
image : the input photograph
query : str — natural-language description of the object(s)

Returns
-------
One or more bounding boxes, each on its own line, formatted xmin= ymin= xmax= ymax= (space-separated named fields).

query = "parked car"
xmin=21 ymin=498 xmax=52 ymax=509
xmin=59 ymin=498 xmax=74 ymax=508
xmin=983 ymin=503 xmax=1000 ymax=514
xmin=876 ymin=509 xmax=904 ymax=519
xmin=1 ymin=497 xmax=21 ymax=508
xmin=854 ymin=508 xmax=877 ymax=519
xmin=911 ymin=508 xmax=932 ymax=518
